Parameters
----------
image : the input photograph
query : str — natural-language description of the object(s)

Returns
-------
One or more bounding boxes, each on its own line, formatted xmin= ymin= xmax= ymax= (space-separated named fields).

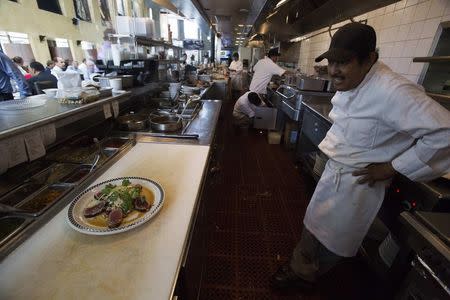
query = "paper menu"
xmin=40 ymin=123 xmax=56 ymax=146
xmin=103 ymin=103 xmax=112 ymax=119
xmin=6 ymin=136 xmax=28 ymax=168
xmin=112 ymin=100 xmax=120 ymax=117
xmin=24 ymin=130 xmax=46 ymax=161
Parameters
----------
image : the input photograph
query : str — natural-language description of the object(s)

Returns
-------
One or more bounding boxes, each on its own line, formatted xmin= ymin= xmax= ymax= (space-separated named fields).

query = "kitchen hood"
xmin=251 ymin=0 xmax=400 ymax=42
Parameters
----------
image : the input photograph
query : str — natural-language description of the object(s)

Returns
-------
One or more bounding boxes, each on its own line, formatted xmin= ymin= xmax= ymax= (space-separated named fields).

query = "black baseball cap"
xmin=315 ymin=23 xmax=376 ymax=62
xmin=268 ymin=48 xmax=281 ymax=57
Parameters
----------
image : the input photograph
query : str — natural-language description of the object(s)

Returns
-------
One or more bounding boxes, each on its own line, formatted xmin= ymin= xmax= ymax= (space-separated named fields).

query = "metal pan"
xmin=117 ymin=113 xmax=148 ymax=131
xmin=149 ymin=115 xmax=182 ymax=132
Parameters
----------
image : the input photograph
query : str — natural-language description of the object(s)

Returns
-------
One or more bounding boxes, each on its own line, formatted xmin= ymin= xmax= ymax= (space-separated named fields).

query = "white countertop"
xmin=0 ymin=142 xmax=210 ymax=300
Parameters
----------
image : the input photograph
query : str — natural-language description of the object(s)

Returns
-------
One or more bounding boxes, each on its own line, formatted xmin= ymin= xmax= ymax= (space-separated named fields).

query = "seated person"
xmin=232 ymin=91 xmax=265 ymax=128
xmin=27 ymin=61 xmax=57 ymax=95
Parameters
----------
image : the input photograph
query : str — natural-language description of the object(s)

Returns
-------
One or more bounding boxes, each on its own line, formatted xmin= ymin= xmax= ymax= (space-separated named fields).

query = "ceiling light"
xmin=275 ymin=0 xmax=291 ymax=9
xmin=238 ymin=24 xmax=244 ymax=27
xmin=239 ymin=8 xmax=249 ymax=13
xmin=286 ymin=15 xmax=289 ymax=23
xmin=237 ymin=32 xmax=242 ymax=35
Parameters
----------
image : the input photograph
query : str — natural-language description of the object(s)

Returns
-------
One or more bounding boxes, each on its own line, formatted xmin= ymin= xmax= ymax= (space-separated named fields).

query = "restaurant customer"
xmin=271 ymin=23 xmax=450 ymax=290
xmin=45 ymin=60 xmax=55 ymax=73
xmin=27 ymin=61 xmax=57 ymax=95
xmin=51 ymin=57 xmax=65 ymax=79
xmin=0 ymin=50 xmax=29 ymax=100
xmin=12 ymin=56 xmax=29 ymax=76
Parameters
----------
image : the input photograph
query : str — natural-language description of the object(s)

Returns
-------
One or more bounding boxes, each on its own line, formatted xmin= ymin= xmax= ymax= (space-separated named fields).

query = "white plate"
xmin=67 ymin=177 xmax=164 ymax=235
xmin=0 ymin=97 xmax=47 ymax=110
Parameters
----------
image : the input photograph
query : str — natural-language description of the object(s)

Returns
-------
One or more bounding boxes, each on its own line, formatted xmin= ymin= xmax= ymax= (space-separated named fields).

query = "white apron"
xmin=303 ymin=159 xmax=390 ymax=257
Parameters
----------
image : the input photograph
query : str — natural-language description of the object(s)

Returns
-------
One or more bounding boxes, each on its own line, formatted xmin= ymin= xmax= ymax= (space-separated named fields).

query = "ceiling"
xmin=197 ymin=0 xmax=266 ymax=48
xmin=157 ymin=0 xmax=401 ymax=48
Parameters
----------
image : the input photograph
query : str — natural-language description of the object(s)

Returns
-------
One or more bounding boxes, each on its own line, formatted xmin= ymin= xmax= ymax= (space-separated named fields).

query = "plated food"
xmin=67 ymin=177 xmax=164 ymax=235
xmin=83 ymin=179 xmax=151 ymax=228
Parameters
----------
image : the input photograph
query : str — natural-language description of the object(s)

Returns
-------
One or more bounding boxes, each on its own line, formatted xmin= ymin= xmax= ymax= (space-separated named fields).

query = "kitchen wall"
xmin=0 ymin=0 xmax=152 ymax=64
xmin=297 ymin=0 xmax=450 ymax=83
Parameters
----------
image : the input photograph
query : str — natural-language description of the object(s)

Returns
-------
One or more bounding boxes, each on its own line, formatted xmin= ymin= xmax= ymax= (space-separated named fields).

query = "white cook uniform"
xmin=249 ymin=56 xmax=285 ymax=94
xmin=303 ymin=61 xmax=450 ymax=257
xmin=229 ymin=60 xmax=244 ymax=91
xmin=233 ymin=91 xmax=266 ymax=118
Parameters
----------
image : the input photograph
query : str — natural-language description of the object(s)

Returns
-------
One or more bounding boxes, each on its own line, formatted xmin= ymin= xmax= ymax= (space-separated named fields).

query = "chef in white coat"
xmin=249 ymin=48 xmax=286 ymax=97
xmin=229 ymin=52 xmax=244 ymax=100
xmin=271 ymin=23 xmax=450 ymax=290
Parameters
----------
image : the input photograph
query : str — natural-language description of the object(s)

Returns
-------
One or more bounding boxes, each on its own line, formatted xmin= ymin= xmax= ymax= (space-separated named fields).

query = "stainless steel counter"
xmin=136 ymin=100 xmax=222 ymax=146
xmin=301 ymin=97 xmax=333 ymax=123
xmin=0 ymin=93 xmax=130 ymax=141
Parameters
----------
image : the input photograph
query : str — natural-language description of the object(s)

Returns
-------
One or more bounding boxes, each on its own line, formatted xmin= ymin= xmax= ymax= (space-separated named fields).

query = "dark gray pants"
xmin=290 ymin=228 xmax=343 ymax=282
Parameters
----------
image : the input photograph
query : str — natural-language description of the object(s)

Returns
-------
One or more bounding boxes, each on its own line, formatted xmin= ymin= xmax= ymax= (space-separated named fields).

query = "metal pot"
xmin=117 ymin=113 xmax=148 ymax=131
xmin=119 ymin=75 xmax=134 ymax=89
xmin=149 ymin=115 xmax=182 ymax=132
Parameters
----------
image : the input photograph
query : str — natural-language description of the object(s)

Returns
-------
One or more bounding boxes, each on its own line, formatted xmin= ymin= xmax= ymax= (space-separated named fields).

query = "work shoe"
xmin=270 ymin=264 xmax=315 ymax=290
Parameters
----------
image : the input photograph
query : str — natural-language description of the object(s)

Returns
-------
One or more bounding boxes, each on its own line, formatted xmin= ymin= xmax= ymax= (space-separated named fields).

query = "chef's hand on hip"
xmin=352 ymin=163 xmax=397 ymax=187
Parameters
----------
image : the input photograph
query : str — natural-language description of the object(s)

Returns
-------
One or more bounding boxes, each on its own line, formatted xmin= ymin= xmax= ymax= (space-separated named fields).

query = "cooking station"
xmin=0 ymin=82 xmax=222 ymax=299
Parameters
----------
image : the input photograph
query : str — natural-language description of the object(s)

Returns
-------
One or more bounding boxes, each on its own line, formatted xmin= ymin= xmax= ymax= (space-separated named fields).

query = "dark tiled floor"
xmin=188 ymin=100 xmax=388 ymax=300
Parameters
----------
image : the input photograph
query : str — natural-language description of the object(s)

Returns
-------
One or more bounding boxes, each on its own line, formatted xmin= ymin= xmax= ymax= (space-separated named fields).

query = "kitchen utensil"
xmin=149 ymin=115 xmax=182 ymax=132
xmin=67 ymin=177 xmax=164 ymax=235
xmin=117 ymin=112 xmax=148 ymax=131
xmin=89 ymin=154 xmax=100 ymax=173
xmin=0 ymin=203 xmax=38 ymax=219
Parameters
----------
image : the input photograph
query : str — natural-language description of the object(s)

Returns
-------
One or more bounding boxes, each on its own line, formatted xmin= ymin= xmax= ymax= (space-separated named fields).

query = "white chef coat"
xmin=233 ymin=91 xmax=265 ymax=118
xmin=304 ymin=61 xmax=450 ymax=257
xmin=230 ymin=60 xmax=244 ymax=91
xmin=249 ymin=56 xmax=285 ymax=94
xmin=229 ymin=60 xmax=243 ymax=72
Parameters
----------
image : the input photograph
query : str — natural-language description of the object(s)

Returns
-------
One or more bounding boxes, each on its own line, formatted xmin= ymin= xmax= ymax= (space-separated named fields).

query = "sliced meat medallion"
xmin=83 ymin=201 xmax=106 ymax=217
xmin=108 ymin=208 xmax=123 ymax=228
xmin=133 ymin=196 xmax=150 ymax=212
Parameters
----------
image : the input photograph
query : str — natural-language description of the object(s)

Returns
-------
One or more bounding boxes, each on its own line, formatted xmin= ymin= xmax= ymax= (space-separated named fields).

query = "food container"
xmin=59 ymin=165 xmax=92 ymax=184
xmin=149 ymin=115 xmax=182 ymax=132
xmin=109 ymin=78 xmax=122 ymax=91
xmin=46 ymin=146 xmax=96 ymax=164
xmin=118 ymin=75 xmax=134 ymax=89
xmin=0 ymin=182 xmax=47 ymax=207
xmin=117 ymin=113 xmax=148 ymax=131
xmin=100 ymin=137 xmax=130 ymax=149
xmin=99 ymin=87 xmax=113 ymax=98
xmin=268 ymin=130 xmax=282 ymax=144
xmin=17 ymin=184 xmax=71 ymax=215
xmin=31 ymin=163 xmax=80 ymax=185
xmin=0 ymin=217 xmax=29 ymax=246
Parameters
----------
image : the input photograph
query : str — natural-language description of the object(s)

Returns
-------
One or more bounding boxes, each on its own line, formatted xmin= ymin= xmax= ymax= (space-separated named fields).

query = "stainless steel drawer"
xmin=301 ymin=109 xmax=331 ymax=146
